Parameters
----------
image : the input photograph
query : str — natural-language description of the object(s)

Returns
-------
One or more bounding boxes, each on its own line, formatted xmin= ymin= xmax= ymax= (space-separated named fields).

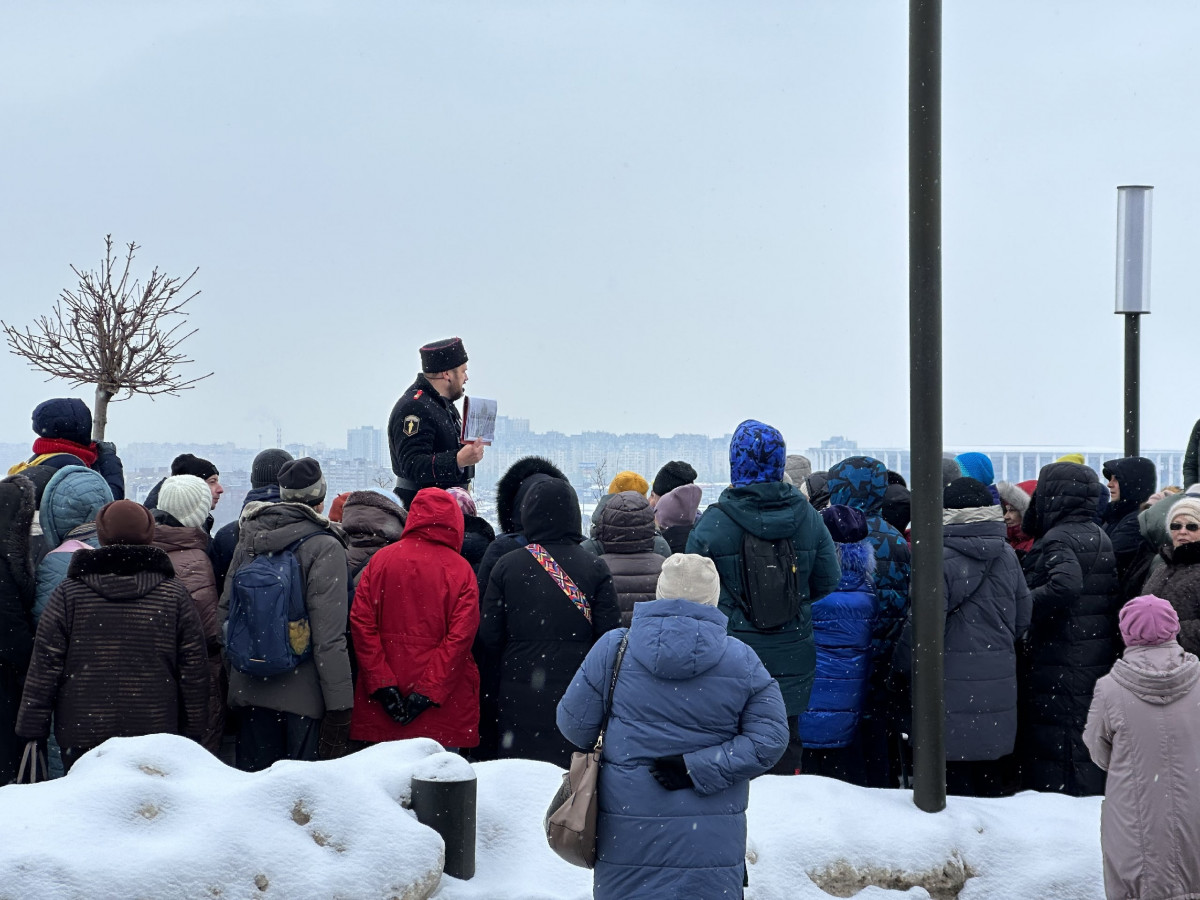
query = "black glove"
xmin=95 ymin=441 xmax=117 ymax=456
xmin=649 ymin=755 xmax=694 ymax=791
xmin=318 ymin=708 xmax=353 ymax=760
xmin=400 ymin=692 xmax=438 ymax=726
xmin=372 ymin=686 xmax=408 ymax=723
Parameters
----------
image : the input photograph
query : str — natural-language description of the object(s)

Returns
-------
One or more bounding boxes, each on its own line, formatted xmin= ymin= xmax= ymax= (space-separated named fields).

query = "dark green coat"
xmin=686 ymin=482 xmax=840 ymax=715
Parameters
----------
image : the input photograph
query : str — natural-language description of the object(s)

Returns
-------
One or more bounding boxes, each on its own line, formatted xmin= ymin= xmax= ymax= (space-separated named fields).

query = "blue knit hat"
xmin=955 ymin=452 xmax=995 ymax=486
xmin=729 ymin=420 xmax=786 ymax=487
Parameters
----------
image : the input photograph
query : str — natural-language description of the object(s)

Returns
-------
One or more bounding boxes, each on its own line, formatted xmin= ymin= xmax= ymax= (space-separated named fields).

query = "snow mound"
xmin=436 ymin=763 xmax=1105 ymax=900
xmin=0 ymin=734 xmax=456 ymax=900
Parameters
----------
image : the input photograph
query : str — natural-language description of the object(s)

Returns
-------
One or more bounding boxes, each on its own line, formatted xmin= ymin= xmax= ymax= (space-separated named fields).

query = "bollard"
xmin=410 ymin=775 xmax=476 ymax=880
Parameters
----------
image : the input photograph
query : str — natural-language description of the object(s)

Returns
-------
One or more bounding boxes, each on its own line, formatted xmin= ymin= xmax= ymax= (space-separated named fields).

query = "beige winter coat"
xmin=1084 ymin=642 xmax=1200 ymax=900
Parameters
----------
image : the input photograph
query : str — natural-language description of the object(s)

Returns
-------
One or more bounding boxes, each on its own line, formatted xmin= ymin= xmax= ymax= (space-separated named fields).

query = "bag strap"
xmin=595 ymin=632 xmax=630 ymax=752
xmin=15 ymin=741 xmax=47 ymax=785
xmin=526 ymin=543 xmax=591 ymax=623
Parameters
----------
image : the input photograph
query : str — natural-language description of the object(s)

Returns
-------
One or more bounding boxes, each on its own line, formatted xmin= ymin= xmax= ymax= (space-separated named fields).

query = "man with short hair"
xmin=144 ymin=453 xmax=223 ymax=515
xmin=388 ymin=338 xmax=486 ymax=508
xmin=219 ymin=457 xmax=353 ymax=769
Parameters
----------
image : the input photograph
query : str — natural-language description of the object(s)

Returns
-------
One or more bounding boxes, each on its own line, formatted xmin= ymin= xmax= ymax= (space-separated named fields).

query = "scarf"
xmin=32 ymin=436 xmax=98 ymax=467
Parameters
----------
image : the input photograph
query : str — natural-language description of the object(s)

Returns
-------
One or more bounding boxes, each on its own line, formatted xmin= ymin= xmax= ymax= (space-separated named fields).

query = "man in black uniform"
xmin=388 ymin=337 xmax=486 ymax=508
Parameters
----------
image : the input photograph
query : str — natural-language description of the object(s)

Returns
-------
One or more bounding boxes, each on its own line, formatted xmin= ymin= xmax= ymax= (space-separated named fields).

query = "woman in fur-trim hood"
xmin=995 ymin=480 xmax=1035 ymax=558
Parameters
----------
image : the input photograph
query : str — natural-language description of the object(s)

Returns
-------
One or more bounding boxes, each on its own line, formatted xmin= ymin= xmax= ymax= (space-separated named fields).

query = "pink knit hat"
xmin=446 ymin=486 xmax=477 ymax=517
xmin=1119 ymin=594 xmax=1180 ymax=647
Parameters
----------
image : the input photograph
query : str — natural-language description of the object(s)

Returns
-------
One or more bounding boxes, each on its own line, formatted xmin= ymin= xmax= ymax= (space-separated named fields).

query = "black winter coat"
xmin=0 ymin=475 xmax=38 ymax=783
xmin=476 ymin=479 xmax=620 ymax=765
xmin=476 ymin=466 xmax=565 ymax=597
xmin=460 ymin=514 xmax=496 ymax=573
xmin=1100 ymin=457 xmax=1157 ymax=593
xmin=1142 ymin=540 xmax=1200 ymax=658
xmin=1019 ymin=462 xmax=1120 ymax=796
xmin=595 ymin=491 xmax=664 ymax=627
xmin=940 ymin=511 xmax=1032 ymax=761
xmin=1185 ymin=418 xmax=1200 ymax=488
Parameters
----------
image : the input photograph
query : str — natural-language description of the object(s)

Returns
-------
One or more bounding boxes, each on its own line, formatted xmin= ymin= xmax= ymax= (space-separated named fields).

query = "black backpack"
xmin=711 ymin=504 xmax=802 ymax=630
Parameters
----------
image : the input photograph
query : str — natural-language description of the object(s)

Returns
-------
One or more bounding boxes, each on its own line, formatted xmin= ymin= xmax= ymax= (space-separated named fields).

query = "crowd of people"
xmin=2 ymin=338 xmax=1199 ymax=899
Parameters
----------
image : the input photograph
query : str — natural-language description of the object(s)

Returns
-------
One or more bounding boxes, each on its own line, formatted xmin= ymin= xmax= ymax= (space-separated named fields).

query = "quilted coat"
xmin=1020 ymin=462 xmax=1120 ymax=796
xmin=557 ymin=600 xmax=789 ymax=900
xmin=595 ymin=491 xmax=664 ymax=627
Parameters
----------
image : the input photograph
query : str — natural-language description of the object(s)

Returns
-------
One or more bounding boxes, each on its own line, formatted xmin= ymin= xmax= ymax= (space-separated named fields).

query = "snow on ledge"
xmin=0 ymin=734 xmax=452 ymax=900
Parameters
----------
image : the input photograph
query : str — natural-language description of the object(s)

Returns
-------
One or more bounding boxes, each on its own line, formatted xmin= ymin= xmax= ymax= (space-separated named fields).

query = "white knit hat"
xmin=157 ymin=475 xmax=211 ymax=529
xmin=656 ymin=554 xmax=721 ymax=607
xmin=1169 ymin=497 xmax=1200 ymax=527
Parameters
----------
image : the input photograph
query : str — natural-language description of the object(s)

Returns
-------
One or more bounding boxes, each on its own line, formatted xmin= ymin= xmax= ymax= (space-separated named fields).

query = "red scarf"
xmin=31 ymin=436 xmax=98 ymax=467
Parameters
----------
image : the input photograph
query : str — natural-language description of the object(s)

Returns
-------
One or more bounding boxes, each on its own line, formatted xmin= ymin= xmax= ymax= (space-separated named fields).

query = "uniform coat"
xmin=350 ymin=489 xmax=480 ymax=748
xmin=153 ymin=520 xmax=225 ymax=753
xmin=685 ymin=480 xmax=841 ymax=716
xmin=1020 ymin=462 xmax=1120 ymax=796
xmin=476 ymin=478 xmax=621 ymax=764
xmin=595 ymin=491 xmax=664 ymax=627
xmin=557 ymin=601 xmax=789 ymax=900
xmin=219 ymin=502 xmax=353 ymax=719
xmin=16 ymin=544 xmax=209 ymax=751
xmin=388 ymin=374 xmax=472 ymax=507
xmin=1084 ymin=642 xmax=1200 ymax=900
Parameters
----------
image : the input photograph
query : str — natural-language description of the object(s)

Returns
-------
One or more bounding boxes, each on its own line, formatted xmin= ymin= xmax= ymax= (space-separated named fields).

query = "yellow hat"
xmin=1056 ymin=453 xmax=1085 ymax=465
xmin=608 ymin=471 xmax=649 ymax=495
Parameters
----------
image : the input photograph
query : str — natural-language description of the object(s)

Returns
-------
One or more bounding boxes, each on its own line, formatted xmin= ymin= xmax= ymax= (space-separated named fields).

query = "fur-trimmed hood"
xmin=495 ymin=456 xmax=566 ymax=534
xmin=341 ymin=490 xmax=407 ymax=546
xmin=67 ymin=544 xmax=177 ymax=601
xmin=995 ymin=481 xmax=1031 ymax=517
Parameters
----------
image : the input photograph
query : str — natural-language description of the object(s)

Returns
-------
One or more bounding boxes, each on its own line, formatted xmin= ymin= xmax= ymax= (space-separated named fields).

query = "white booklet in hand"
xmin=461 ymin=396 xmax=498 ymax=445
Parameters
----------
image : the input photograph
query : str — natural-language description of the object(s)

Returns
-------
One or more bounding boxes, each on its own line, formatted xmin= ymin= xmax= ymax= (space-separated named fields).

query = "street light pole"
xmin=1115 ymin=186 xmax=1153 ymax=458
xmin=909 ymin=0 xmax=945 ymax=813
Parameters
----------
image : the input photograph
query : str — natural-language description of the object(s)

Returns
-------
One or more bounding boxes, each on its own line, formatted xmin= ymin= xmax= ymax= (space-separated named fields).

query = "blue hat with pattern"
xmin=730 ymin=420 xmax=786 ymax=487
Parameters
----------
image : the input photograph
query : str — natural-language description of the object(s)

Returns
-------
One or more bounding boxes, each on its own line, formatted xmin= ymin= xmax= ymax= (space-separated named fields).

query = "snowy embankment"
xmin=0 ymin=735 xmax=1104 ymax=900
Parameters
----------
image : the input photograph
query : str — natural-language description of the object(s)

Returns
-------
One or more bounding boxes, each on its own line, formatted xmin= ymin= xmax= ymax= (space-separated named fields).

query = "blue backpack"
xmin=226 ymin=533 xmax=325 ymax=677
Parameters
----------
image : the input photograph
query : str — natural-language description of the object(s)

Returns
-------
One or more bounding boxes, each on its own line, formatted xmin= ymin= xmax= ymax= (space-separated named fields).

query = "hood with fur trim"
xmin=494 ymin=456 xmax=566 ymax=535
xmin=995 ymin=481 xmax=1031 ymax=517
xmin=835 ymin=539 xmax=876 ymax=592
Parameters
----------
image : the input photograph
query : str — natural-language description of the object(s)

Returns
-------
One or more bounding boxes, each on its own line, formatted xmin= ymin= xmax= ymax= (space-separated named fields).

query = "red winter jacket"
xmin=349 ymin=488 xmax=480 ymax=747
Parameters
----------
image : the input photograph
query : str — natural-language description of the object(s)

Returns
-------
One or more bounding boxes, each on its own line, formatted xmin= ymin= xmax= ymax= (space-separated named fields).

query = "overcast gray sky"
xmin=1 ymin=1 xmax=1195 ymax=455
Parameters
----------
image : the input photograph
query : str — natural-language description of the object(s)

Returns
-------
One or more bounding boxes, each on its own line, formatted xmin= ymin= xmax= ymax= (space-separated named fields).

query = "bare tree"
xmin=371 ymin=468 xmax=394 ymax=490
xmin=2 ymin=235 xmax=211 ymax=440
xmin=590 ymin=454 xmax=610 ymax=504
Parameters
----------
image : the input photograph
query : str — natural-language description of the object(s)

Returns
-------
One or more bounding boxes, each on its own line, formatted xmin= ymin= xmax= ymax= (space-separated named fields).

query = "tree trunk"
xmin=92 ymin=385 xmax=114 ymax=441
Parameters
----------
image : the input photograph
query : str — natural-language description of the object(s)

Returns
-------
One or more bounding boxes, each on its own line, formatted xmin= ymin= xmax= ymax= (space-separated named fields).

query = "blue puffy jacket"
xmin=557 ymin=599 xmax=789 ymax=900
xmin=33 ymin=466 xmax=113 ymax=619
xmin=827 ymin=457 xmax=912 ymax=663
xmin=798 ymin=540 xmax=877 ymax=749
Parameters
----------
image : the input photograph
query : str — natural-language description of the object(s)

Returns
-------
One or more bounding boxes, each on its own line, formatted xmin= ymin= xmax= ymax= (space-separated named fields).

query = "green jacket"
xmin=686 ymin=481 xmax=840 ymax=715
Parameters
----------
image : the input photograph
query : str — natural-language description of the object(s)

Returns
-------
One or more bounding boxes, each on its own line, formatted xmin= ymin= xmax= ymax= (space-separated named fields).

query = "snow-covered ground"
xmin=0 ymin=735 xmax=1105 ymax=900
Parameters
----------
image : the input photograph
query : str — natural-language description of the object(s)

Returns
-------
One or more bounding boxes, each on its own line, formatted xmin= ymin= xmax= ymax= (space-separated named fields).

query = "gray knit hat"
xmin=157 ymin=475 xmax=212 ymax=529
xmin=656 ymin=553 xmax=720 ymax=607
xmin=278 ymin=457 xmax=327 ymax=506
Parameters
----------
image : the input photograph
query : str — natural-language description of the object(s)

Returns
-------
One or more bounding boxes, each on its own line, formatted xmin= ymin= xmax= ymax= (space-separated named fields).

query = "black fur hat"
xmin=495 ymin=456 xmax=567 ymax=534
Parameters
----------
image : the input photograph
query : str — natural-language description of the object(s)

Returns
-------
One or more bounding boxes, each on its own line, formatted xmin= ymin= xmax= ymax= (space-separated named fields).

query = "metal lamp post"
xmin=909 ymin=0 xmax=945 ymax=813
xmin=1115 ymin=186 xmax=1153 ymax=457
